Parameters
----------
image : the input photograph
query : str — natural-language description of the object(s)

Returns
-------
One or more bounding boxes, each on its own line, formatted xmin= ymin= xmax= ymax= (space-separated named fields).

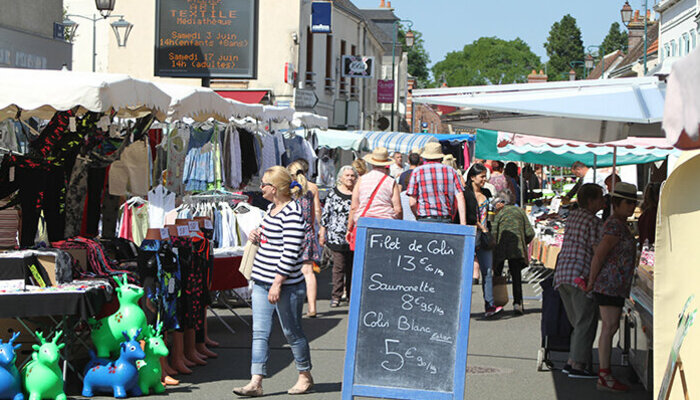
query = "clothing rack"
xmin=183 ymin=190 xmax=248 ymax=204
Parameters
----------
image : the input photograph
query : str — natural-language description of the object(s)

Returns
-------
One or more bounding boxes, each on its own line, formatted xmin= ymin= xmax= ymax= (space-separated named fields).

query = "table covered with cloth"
xmin=0 ymin=280 xmax=112 ymax=320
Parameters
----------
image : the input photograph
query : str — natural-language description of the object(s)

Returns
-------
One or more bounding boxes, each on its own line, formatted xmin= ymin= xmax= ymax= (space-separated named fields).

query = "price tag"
xmin=168 ymin=279 xmax=175 ymax=294
xmin=69 ymin=117 xmax=77 ymax=132
xmin=160 ymin=228 xmax=169 ymax=240
xmin=8 ymin=167 xmax=14 ymax=183
xmin=550 ymin=198 xmax=562 ymax=214
xmin=188 ymin=221 xmax=200 ymax=231
xmin=204 ymin=219 xmax=213 ymax=230
xmin=176 ymin=225 xmax=190 ymax=236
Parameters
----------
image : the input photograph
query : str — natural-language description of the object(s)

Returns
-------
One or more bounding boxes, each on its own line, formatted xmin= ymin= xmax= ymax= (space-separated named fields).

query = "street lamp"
xmin=569 ymin=60 xmax=589 ymax=79
xmin=94 ymin=0 xmax=117 ymax=18
xmin=390 ymin=19 xmax=414 ymax=132
xmin=621 ymin=0 xmax=648 ymax=74
xmin=587 ymin=45 xmax=606 ymax=79
xmin=63 ymin=13 xmax=133 ymax=72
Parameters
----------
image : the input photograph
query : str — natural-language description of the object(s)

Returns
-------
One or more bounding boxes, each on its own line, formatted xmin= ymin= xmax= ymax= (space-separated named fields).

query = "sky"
xmin=352 ymin=0 xmax=657 ymax=73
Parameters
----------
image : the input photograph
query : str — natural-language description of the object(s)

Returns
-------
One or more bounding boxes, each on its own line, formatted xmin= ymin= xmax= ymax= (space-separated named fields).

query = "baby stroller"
xmin=537 ymin=276 xmax=573 ymax=371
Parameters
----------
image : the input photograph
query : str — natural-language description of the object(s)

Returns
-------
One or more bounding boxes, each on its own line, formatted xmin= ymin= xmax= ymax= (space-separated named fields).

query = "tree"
xmin=601 ymin=22 xmax=628 ymax=53
xmin=398 ymin=25 xmax=431 ymax=88
xmin=544 ymin=14 xmax=585 ymax=81
xmin=431 ymin=37 xmax=541 ymax=87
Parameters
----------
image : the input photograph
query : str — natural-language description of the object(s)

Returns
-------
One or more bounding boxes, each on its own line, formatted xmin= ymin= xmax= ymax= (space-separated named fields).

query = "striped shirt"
xmin=251 ymin=201 xmax=307 ymax=285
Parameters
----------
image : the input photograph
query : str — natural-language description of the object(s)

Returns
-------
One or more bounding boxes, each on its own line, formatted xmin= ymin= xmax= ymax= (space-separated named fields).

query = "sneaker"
xmin=562 ymin=364 xmax=573 ymax=375
xmin=568 ymin=368 xmax=598 ymax=379
xmin=485 ymin=306 xmax=503 ymax=318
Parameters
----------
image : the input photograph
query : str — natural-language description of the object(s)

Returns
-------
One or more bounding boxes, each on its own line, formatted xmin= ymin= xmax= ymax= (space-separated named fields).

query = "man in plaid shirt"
xmin=553 ymin=183 xmax=605 ymax=379
xmin=406 ymin=142 xmax=466 ymax=224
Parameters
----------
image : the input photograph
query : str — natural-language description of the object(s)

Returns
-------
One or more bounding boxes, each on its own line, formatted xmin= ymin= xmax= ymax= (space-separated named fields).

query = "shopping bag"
xmin=493 ymin=275 xmax=509 ymax=307
xmin=239 ymin=240 xmax=259 ymax=280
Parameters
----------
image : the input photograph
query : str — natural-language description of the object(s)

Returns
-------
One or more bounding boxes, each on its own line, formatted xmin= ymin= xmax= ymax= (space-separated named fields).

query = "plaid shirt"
xmin=553 ymin=208 xmax=603 ymax=290
xmin=406 ymin=162 xmax=463 ymax=217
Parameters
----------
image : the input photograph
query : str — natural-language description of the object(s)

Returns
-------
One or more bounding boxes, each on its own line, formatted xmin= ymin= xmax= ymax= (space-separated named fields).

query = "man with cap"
xmin=406 ymin=142 xmax=466 ymax=224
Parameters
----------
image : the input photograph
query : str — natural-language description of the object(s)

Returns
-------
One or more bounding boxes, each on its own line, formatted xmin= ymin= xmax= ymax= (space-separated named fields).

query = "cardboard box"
xmin=36 ymin=255 xmax=57 ymax=286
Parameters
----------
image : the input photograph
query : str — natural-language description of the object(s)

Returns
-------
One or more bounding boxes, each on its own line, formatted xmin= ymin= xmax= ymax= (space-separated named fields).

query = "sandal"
xmin=330 ymin=300 xmax=340 ymax=308
xmin=596 ymin=369 xmax=629 ymax=392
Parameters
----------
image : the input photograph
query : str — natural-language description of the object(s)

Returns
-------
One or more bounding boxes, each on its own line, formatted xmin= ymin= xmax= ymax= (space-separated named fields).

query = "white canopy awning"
xmin=155 ymin=83 xmax=233 ymax=123
xmin=228 ymin=99 xmax=264 ymax=121
xmin=293 ymin=112 xmax=328 ymax=130
xmin=261 ymin=105 xmax=294 ymax=123
xmin=0 ymin=68 xmax=171 ymax=121
xmin=413 ymin=77 xmax=665 ymax=143
xmin=663 ymin=47 xmax=700 ymax=149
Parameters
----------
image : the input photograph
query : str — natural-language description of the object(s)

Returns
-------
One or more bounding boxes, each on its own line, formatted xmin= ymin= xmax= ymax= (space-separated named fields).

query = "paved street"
xmin=72 ymin=268 xmax=651 ymax=400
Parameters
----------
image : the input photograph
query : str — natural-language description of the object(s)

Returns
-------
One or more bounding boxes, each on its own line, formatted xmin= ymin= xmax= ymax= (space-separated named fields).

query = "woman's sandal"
xmin=330 ymin=300 xmax=340 ymax=308
xmin=232 ymin=386 xmax=263 ymax=397
xmin=597 ymin=370 xmax=629 ymax=392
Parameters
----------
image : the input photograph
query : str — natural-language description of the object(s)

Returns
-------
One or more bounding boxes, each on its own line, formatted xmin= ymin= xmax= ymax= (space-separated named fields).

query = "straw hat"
xmin=421 ymin=142 xmax=444 ymax=160
xmin=610 ymin=182 xmax=640 ymax=202
xmin=410 ymin=146 xmax=423 ymax=155
xmin=363 ymin=147 xmax=394 ymax=166
xmin=443 ymin=154 xmax=456 ymax=162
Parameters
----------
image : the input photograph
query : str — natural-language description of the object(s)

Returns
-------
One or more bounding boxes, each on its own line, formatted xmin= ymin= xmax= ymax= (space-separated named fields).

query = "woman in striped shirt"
xmin=233 ymin=166 xmax=313 ymax=397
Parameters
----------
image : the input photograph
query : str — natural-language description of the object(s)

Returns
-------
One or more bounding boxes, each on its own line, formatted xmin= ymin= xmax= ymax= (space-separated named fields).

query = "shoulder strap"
xmin=360 ymin=175 xmax=389 ymax=218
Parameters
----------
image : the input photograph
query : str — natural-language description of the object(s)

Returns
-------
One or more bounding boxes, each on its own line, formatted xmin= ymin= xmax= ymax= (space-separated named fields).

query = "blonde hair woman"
xmin=234 ymin=166 xmax=313 ymax=397
xmin=352 ymin=158 xmax=368 ymax=176
xmin=287 ymin=160 xmax=322 ymax=318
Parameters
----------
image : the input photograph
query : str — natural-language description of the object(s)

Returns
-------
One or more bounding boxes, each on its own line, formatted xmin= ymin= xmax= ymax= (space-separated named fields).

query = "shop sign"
xmin=311 ymin=1 xmax=332 ymax=33
xmin=377 ymin=79 xmax=394 ymax=104
xmin=342 ymin=55 xmax=374 ymax=78
xmin=294 ymin=88 xmax=318 ymax=109
xmin=155 ymin=0 xmax=258 ymax=78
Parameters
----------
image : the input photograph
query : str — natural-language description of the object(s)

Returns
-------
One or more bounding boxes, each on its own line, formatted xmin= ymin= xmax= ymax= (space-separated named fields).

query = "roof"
xmin=611 ymin=21 xmax=660 ymax=75
xmin=332 ymin=0 xmax=392 ymax=51
xmin=587 ymin=50 xmax=625 ymax=79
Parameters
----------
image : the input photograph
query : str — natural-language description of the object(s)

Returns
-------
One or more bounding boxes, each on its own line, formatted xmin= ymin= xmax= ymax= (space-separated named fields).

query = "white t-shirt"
xmin=582 ymin=168 xmax=608 ymax=194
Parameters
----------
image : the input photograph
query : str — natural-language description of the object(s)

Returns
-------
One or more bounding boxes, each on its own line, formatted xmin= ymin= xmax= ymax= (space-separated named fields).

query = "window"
xmin=671 ymin=39 xmax=677 ymax=57
xmin=325 ymin=35 xmax=333 ymax=91
xmin=305 ymin=26 xmax=314 ymax=88
xmin=340 ymin=40 xmax=347 ymax=94
xmin=692 ymin=30 xmax=697 ymax=50
xmin=664 ymin=44 xmax=671 ymax=59
xmin=683 ymin=33 xmax=690 ymax=56
xmin=350 ymin=44 xmax=357 ymax=97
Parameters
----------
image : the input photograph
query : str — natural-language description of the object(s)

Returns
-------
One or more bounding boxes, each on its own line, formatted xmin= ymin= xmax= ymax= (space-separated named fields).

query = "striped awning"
xmin=357 ymin=131 xmax=439 ymax=154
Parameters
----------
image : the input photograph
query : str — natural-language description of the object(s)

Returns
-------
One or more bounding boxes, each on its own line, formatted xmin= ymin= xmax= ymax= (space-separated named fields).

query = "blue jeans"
xmin=251 ymin=281 xmax=312 ymax=376
xmin=476 ymin=248 xmax=494 ymax=309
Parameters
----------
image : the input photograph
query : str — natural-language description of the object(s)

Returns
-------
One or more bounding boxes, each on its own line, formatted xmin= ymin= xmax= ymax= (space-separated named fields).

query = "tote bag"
xmin=239 ymin=240 xmax=259 ymax=280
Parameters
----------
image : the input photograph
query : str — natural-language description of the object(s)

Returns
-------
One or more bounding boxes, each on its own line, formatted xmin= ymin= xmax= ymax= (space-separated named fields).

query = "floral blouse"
xmin=320 ymin=187 xmax=352 ymax=251
xmin=593 ymin=217 xmax=637 ymax=298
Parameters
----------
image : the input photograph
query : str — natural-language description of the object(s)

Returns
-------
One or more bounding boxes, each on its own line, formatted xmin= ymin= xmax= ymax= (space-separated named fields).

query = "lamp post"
xmin=390 ymin=19 xmax=414 ymax=132
xmin=621 ymin=0 xmax=648 ymax=74
xmin=569 ymin=60 xmax=589 ymax=79
xmin=63 ymin=0 xmax=133 ymax=72
xmin=586 ymin=45 xmax=606 ymax=78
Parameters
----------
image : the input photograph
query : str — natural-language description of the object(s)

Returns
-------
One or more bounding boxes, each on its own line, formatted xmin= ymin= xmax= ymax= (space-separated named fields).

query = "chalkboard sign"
xmin=342 ymin=218 xmax=475 ymax=400
xmin=155 ymin=0 xmax=258 ymax=78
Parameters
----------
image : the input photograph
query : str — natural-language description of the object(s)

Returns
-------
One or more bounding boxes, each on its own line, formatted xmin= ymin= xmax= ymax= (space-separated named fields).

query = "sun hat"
xmin=610 ymin=182 xmax=640 ymax=202
xmin=421 ymin=142 xmax=444 ymax=160
xmin=363 ymin=147 xmax=394 ymax=166
xmin=410 ymin=146 xmax=423 ymax=155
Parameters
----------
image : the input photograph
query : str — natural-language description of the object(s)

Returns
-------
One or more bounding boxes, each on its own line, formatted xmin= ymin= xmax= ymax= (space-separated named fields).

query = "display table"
xmin=209 ymin=255 xmax=250 ymax=334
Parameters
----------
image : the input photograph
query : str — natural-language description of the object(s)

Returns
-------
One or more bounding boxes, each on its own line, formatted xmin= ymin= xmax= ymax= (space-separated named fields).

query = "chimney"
xmin=380 ymin=0 xmax=385 ymax=8
xmin=387 ymin=1 xmax=392 ymax=8
xmin=568 ymin=69 xmax=576 ymax=81
xmin=527 ymin=69 xmax=548 ymax=83
xmin=628 ymin=10 xmax=645 ymax=50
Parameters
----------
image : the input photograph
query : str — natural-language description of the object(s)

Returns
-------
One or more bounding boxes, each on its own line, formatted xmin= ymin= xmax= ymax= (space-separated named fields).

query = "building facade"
xmin=64 ymin=0 xmax=411 ymax=131
xmin=0 ymin=0 xmax=71 ymax=70
xmin=655 ymin=0 xmax=698 ymax=61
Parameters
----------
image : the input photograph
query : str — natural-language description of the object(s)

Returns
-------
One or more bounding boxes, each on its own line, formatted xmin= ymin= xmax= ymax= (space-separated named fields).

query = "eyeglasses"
xmin=260 ymin=182 xmax=273 ymax=189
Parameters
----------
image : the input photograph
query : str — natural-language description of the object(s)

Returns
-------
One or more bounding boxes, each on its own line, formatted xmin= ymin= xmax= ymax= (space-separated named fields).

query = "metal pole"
xmin=390 ymin=22 xmax=396 ymax=132
xmin=593 ymin=154 xmax=597 ymax=182
xmin=92 ymin=14 xmax=96 ymax=72
xmin=643 ymin=0 xmax=648 ymax=74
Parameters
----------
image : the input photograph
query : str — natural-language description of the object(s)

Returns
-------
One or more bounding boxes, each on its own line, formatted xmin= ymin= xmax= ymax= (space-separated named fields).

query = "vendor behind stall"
xmin=563 ymin=161 xmax=608 ymax=202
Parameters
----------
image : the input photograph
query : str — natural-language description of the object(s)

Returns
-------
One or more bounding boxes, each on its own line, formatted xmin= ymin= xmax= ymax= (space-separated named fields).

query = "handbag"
xmin=476 ymin=229 xmax=496 ymax=251
xmin=348 ymin=174 xmax=389 ymax=251
xmin=493 ymin=275 xmax=509 ymax=307
xmin=239 ymin=240 xmax=259 ymax=280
